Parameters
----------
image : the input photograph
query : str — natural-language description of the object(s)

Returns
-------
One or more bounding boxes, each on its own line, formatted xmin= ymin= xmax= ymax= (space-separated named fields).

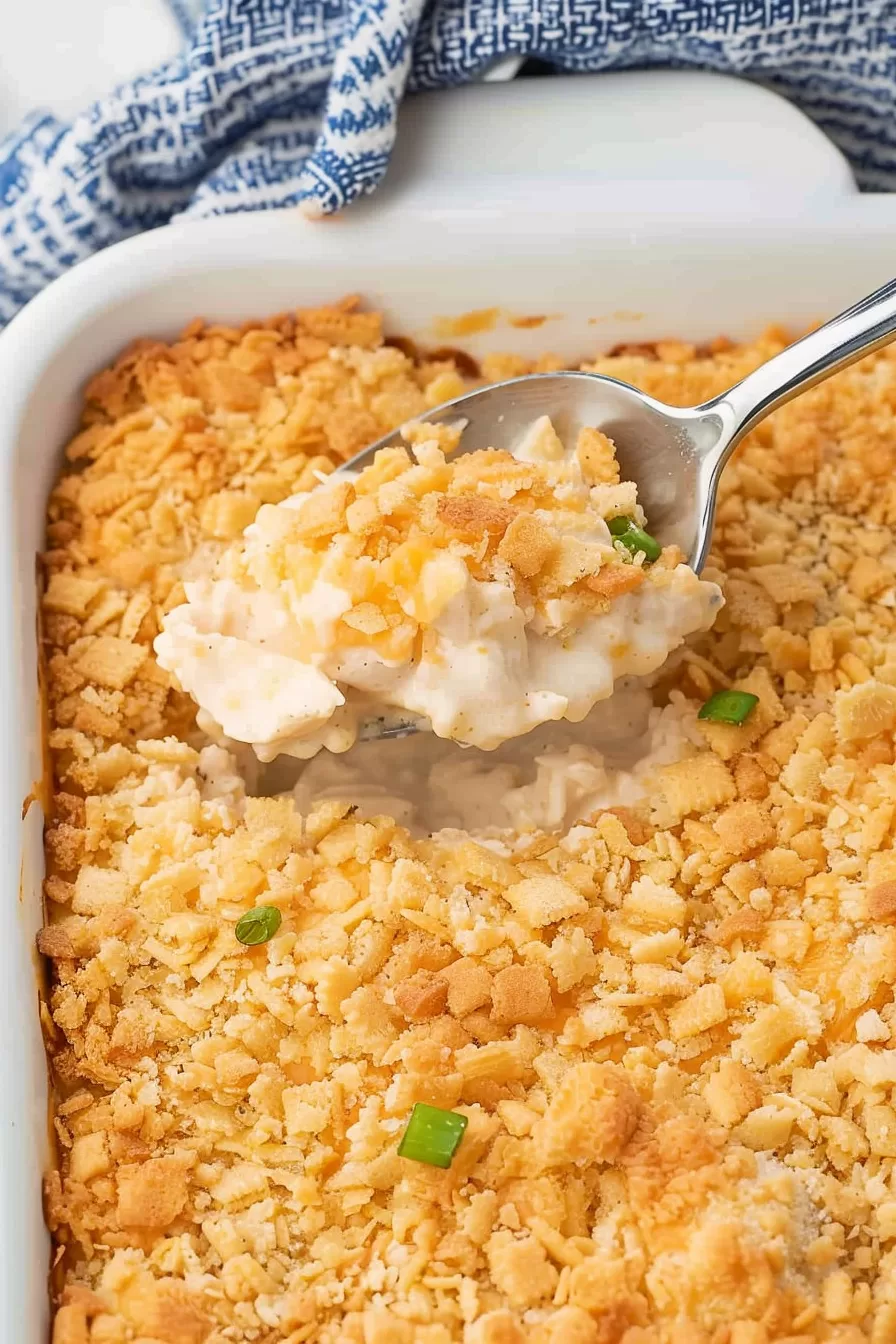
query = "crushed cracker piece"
xmin=496 ymin=513 xmax=556 ymax=576
xmin=503 ymin=874 xmax=588 ymax=927
xmin=657 ymin=753 xmax=736 ymax=821
xmin=490 ymin=965 xmax=553 ymax=1025
xmin=393 ymin=969 xmax=449 ymax=1020
xmin=834 ymin=679 xmax=896 ymax=742
xmin=575 ymin=426 xmax=620 ymax=484
xmin=437 ymin=494 xmax=517 ymax=536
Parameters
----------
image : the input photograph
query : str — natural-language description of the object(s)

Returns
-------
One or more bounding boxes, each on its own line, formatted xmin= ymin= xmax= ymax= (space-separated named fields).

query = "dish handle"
xmin=391 ymin=70 xmax=856 ymax=206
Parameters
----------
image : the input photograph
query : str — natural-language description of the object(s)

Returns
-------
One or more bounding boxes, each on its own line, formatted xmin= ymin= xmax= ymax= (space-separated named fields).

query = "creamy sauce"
xmin=155 ymin=427 xmax=722 ymax=763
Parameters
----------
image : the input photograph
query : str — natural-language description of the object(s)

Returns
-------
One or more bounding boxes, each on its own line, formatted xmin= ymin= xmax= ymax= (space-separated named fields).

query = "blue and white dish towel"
xmin=1 ymin=0 xmax=894 ymax=328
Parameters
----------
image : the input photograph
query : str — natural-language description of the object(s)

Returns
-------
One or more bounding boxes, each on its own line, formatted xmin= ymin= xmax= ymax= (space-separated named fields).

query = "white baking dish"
xmin=3 ymin=68 xmax=896 ymax=1339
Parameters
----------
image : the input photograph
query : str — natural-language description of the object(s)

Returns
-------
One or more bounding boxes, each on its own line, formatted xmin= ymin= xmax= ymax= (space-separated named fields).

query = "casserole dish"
xmin=3 ymin=68 xmax=896 ymax=1340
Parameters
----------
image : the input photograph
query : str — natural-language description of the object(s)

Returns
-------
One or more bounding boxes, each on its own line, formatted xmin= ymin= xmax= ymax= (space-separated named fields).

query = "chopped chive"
xmin=607 ymin=516 xmax=662 ymax=563
xmin=398 ymin=1103 xmax=468 ymax=1169
xmin=235 ymin=905 xmax=282 ymax=946
xmin=698 ymin=690 xmax=760 ymax=726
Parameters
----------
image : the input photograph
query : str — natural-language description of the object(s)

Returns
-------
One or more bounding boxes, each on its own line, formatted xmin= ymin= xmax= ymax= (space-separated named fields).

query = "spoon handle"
xmin=704 ymin=275 xmax=896 ymax=455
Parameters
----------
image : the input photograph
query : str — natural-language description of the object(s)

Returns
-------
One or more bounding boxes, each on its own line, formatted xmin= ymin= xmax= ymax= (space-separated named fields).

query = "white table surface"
xmin=0 ymin=0 xmax=183 ymax=138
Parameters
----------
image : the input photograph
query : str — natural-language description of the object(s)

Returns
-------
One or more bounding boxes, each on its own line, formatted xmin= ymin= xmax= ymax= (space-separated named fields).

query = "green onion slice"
xmin=398 ymin=1103 xmax=468 ymax=1169
xmin=698 ymin=690 xmax=760 ymax=726
xmin=235 ymin=905 xmax=283 ymax=946
xmin=607 ymin=516 xmax=662 ymax=563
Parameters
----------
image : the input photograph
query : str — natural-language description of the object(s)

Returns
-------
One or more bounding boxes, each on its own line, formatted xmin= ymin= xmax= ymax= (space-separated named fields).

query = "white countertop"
xmin=0 ymin=0 xmax=183 ymax=137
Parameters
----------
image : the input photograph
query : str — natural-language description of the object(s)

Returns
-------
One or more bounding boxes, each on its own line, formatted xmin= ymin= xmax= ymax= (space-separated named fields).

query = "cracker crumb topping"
xmin=40 ymin=299 xmax=896 ymax=1341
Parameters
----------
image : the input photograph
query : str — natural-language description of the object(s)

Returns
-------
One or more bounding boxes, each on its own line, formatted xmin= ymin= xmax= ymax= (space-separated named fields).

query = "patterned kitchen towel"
xmin=1 ymin=0 xmax=895 ymax=328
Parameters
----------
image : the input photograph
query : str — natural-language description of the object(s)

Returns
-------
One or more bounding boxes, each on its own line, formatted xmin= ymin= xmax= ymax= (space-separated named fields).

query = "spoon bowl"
xmin=338 ymin=370 xmax=722 ymax=570
xmin=337 ymin=275 xmax=896 ymax=739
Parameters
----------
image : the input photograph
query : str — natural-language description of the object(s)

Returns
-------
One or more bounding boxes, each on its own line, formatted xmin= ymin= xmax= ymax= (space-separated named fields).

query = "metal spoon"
xmin=339 ymin=276 xmax=896 ymax=740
